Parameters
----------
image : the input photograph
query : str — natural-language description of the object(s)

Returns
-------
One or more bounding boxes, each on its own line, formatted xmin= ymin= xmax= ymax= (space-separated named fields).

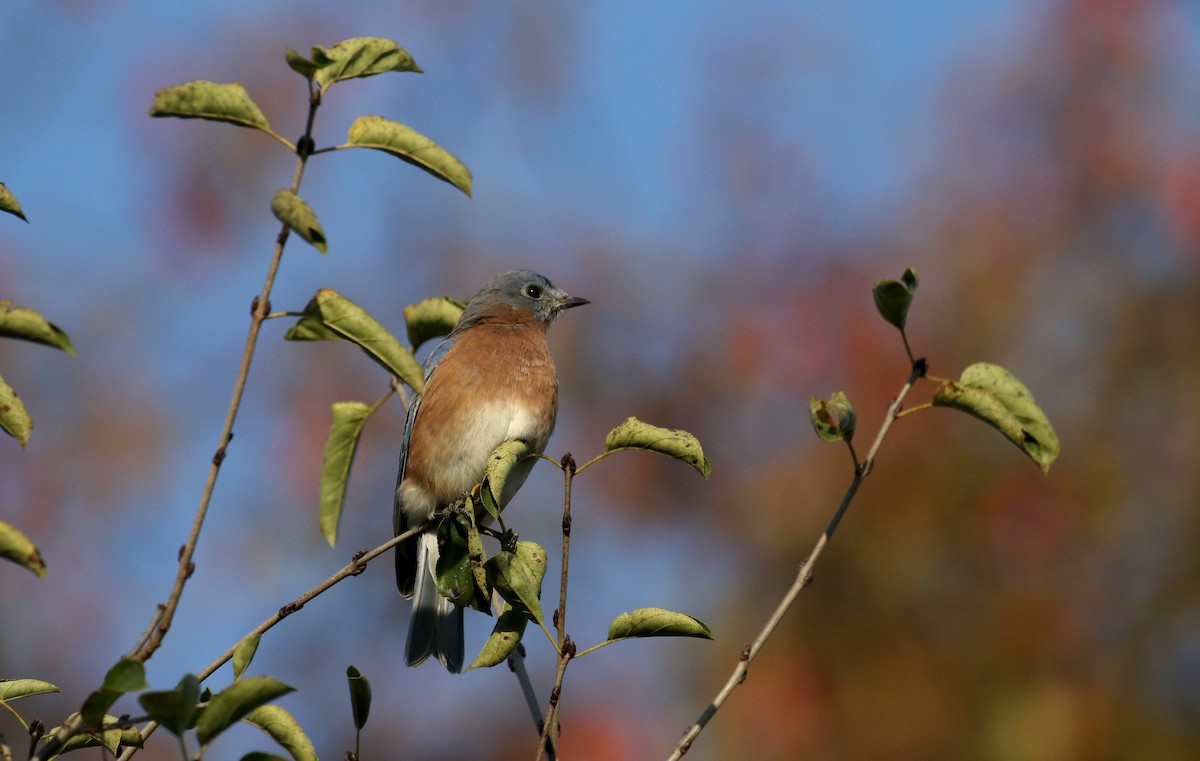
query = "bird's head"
xmin=458 ymin=270 xmax=589 ymax=328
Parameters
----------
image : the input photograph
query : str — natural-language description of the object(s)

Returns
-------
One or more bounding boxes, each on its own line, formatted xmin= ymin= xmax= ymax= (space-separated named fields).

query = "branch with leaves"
xmin=0 ymin=33 xmax=1065 ymax=761
xmin=3 ymin=35 xmax=476 ymax=760
xmin=666 ymin=269 xmax=1059 ymax=759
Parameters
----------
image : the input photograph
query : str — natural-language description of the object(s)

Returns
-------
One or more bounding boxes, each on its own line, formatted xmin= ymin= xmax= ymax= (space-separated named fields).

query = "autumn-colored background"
xmin=3 ymin=1 xmax=1199 ymax=759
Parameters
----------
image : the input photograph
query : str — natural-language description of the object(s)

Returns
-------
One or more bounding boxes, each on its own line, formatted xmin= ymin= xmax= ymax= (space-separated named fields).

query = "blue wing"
xmin=394 ymin=335 xmax=456 ymax=528
xmin=394 ymin=335 xmax=457 ymax=595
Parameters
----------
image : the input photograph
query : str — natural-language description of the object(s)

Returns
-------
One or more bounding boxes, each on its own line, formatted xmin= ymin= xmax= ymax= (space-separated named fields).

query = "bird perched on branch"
xmin=394 ymin=270 xmax=588 ymax=672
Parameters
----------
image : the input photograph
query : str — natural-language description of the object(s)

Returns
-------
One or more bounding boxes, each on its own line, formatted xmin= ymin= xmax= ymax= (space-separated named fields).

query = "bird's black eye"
xmin=524 ymin=283 xmax=544 ymax=299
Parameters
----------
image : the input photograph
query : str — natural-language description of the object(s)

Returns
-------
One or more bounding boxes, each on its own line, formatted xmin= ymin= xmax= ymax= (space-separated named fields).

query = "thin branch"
xmin=131 ymin=84 xmax=325 ymax=666
xmin=36 ymin=81 xmax=332 ymax=761
xmin=109 ymin=522 xmax=432 ymax=761
xmin=665 ymin=360 xmax=927 ymax=760
xmin=535 ymin=453 xmax=576 ymax=761
xmin=494 ymin=596 xmax=557 ymax=761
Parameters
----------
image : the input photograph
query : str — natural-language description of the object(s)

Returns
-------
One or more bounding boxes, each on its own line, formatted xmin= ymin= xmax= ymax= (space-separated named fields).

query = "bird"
xmin=394 ymin=270 xmax=588 ymax=672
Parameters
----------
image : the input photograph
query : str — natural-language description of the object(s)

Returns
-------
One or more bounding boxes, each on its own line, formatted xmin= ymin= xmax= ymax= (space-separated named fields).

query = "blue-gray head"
xmin=456 ymin=270 xmax=588 ymax=329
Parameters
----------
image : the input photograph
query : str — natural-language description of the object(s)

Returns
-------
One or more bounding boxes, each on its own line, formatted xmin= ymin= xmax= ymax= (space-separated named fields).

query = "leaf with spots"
xmin=933 ymin=362 xmax=1060 ymax=473
xmin=0 ymin=519 xmax=44 ymax=578
xmin=603 ymin=417 xmax=711 ymax=478
xmin=285 ymin=289 xmax=424 ymax=393
xmin=342 ymin=115 xmax=472 ymax=197
xmin=606 ymin=607 xmax=713 ymax=641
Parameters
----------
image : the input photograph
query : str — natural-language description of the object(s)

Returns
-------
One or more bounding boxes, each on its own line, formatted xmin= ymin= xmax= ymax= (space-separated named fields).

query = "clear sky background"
xmin=4 ymin=2 xmax=1200 ymax=760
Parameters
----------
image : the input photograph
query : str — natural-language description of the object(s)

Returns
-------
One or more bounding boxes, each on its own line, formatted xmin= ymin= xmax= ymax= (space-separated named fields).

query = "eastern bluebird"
xmin=394 ymin=270 xmax=588 ymax=672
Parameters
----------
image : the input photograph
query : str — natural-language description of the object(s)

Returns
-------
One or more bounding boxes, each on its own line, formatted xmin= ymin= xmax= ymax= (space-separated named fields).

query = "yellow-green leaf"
xmin=933 ymin=362 xmax=1060 ymax=473
xmin=42 ymin=715 xmax=142 ymax=754
xmin=244 ymin=705 xmax=317 ymax=761
xmin=606 ymin=607 xmax=713 ymax=641
xmin=344 ymin=115 xmax=472 ymax=197
xmin=809 ymin=391 xmax=856 ymax=443
xmin=233 ymin=633 xmax=261 ymax=681
xmin=468 ymin=604 xmax=529 ymax=670
xmin=485 ymin=541 xmax=547 ymax=625
xmin=0 ymin=371 xmax=32 ymax=447
xmin=287 ymin=37 xmax=421 ymax=91
xmin=0 ymin=300 xmax=75 ymax=354
xmin=403 ymin=296 xmax=465 ymax=351
xmin=0 ymin=678 xmax=60 ymax=701
xmin=604 ymin=417 xmax=711 ymax=478
xmin=270 ymin=190 xmax=327 ymax=254
xmin=483 ymin=440 xmax=532 ymax=518
xmin=319 ymin=401 xmax=372 ymax=547
xmin=284 ymin=289 xmax=424 ymax=393
xmin=0 ymin=519 xmax=45 ymax=578
xmin=0 ymin=181 xmax=28 ymax=222
xmin=149 ymin=81 xmax=276 ymax=136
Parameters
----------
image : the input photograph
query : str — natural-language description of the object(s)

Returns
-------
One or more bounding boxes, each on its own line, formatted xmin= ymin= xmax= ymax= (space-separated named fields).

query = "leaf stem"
xmin=895 ymin=402 xmax=933 ymax=419
xmin=664 ymin=360 xmax=926 ymax=761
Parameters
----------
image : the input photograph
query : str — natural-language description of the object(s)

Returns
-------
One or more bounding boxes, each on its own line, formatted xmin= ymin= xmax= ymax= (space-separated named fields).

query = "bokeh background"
xmin=3 ymin=1 xmax=1200 ymax=759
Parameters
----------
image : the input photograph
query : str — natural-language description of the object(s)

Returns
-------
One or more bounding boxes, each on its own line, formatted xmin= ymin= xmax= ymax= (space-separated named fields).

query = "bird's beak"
xmin=561 ymin=296 xmax=590 ymax=310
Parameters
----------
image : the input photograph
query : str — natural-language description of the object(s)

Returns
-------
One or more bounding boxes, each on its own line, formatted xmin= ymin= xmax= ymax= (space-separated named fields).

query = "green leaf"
xmin=286 ymin=37 xmax=422 ymax=91
xmin=0 ymin=181 xmax=28 ymax=222
xmin=244 ymin=705 xmax=318 ymax=761
xmin=233 ymin=633 xmax=261 ymax=681
xmin=149 ymin=81 xmax=278 ymax=138
xmin=0 ymin=520 xmax=46 ymax=578
xmin=606 ymin=607 xmax=714 ymax=641
xmin=0 ymin=371 xmax=32 ymax=447
xmin=604 ymin=417 xmax=711 ymax=478
xmin=270 ymin=190 xmax=327 ymax=254
xmin=873 ymin=267 xmax=919 ymax=330
xmin=101 ymin=658 xmax=148 ymax=693
xmin=0 ymin=678 xmax=60 ymax=701
xmin=319 ymin=401 xmax=372 ymax=547
xmin=485 ymin=541 xmax=547 ymax=625
xmin=403 ymin=296 xmax=465 ymax=351
xmin=284 ymin=49 xmax=320 ymax=80
xmin=137 ymin=674 xmax=200 ymax=737
xmin=434 ymin=509 xmax=490 ymax=613
xmin=0 ymin=300 xmax=75 ymax=354
xmin=933 ymin=362 xmax=1061 ymax=473
xmin=345 ymin=666 xmax=371 ymax=731
xmin=48 ymin=715 xmax=143 ymax=755
xmin=344 ymin=115 xmax=472 ymax=197
xmin=809 ymin=391 xmax=857 ymax=443
xmin=468 ymin=603 xmax=530 ymax=670
xmin=482 ymin=440 xmax=532 ymax=519
xmin=285 ymin=289 xmax=425 ymax=393
xmin=196 ymin=676 xmax=294 ymax=747
xmin=81 ymin=658 xmax=147 ymax=728
xmin=98 ymin=720 xmax=142 ymax=755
